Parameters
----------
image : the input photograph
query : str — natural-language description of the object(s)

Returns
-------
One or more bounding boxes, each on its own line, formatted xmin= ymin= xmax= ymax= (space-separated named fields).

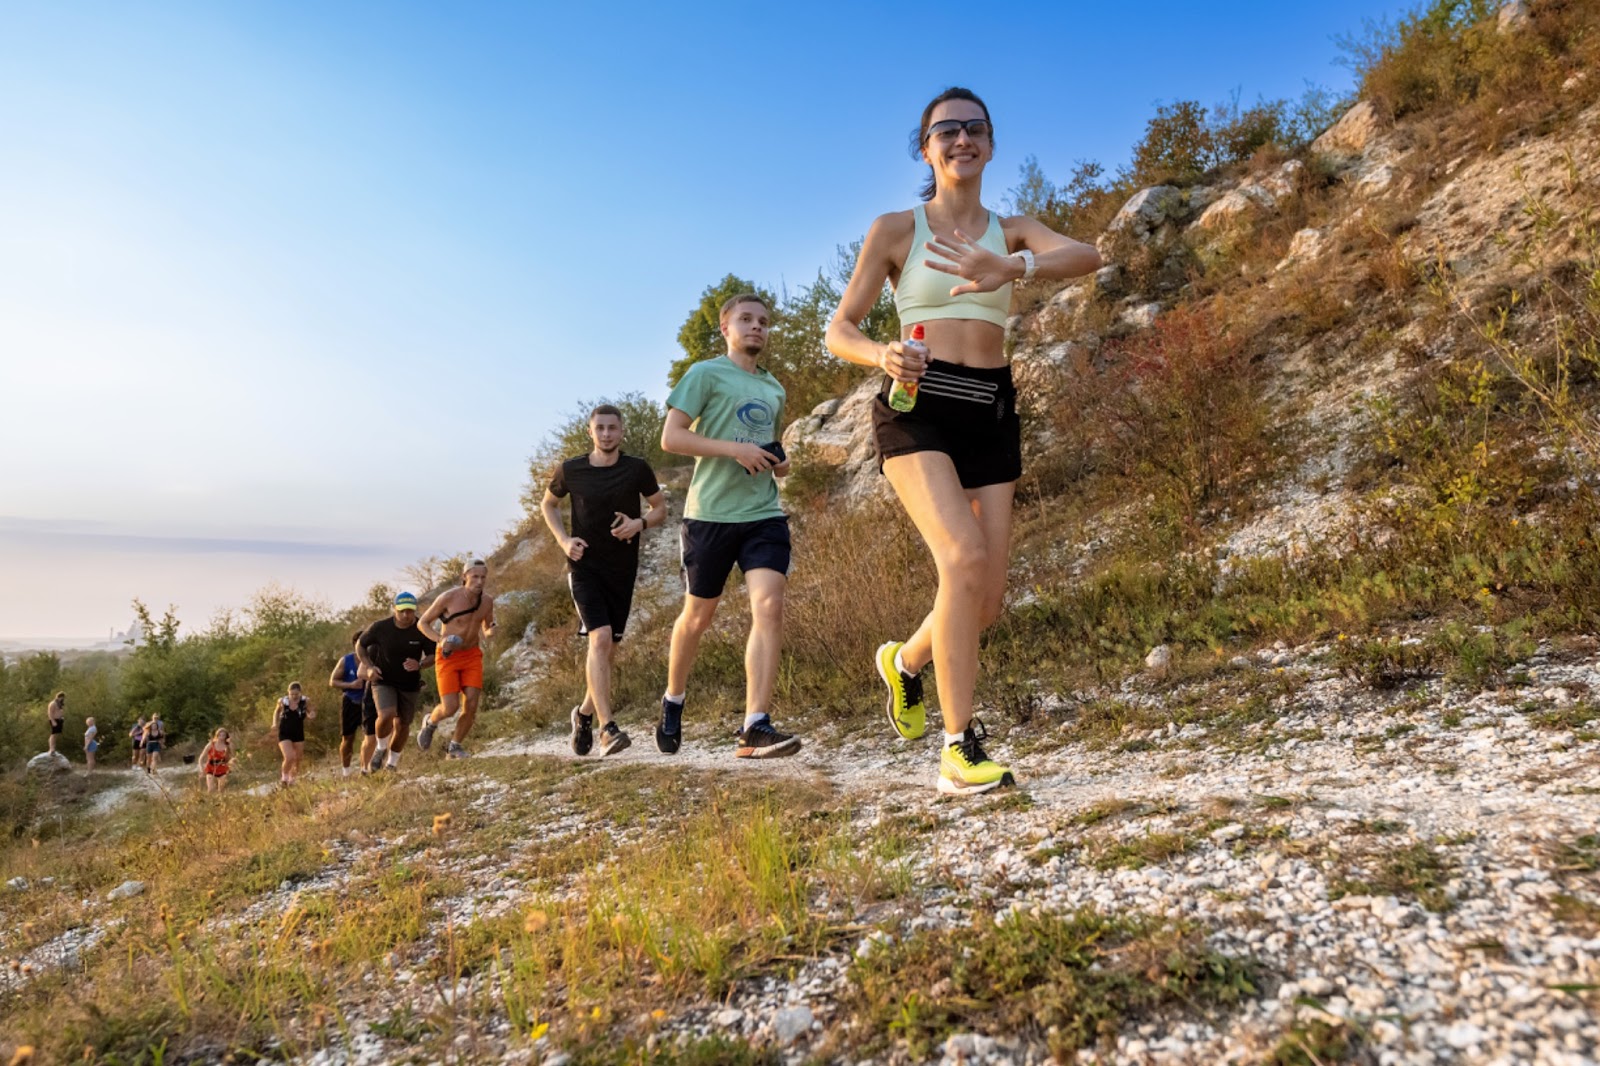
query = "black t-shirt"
xmin=549 ymin=453 xmax=660 ymax=574
xmin=360 ymin=617 xmax=437 ymax=693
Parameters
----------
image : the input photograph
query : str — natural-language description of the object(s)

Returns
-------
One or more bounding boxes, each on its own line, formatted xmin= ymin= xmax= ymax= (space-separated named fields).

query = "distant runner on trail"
xmin=200 ymin=727 xmax=233 ymax=793
xmin=329 ymin=632 xmax=371 ymax=776
xmin=142 ymin=712 xmax=165 ymax=774
xmin=46 ymin=692 xmax=65 ymax=756
xmin=540 ymin=404 xmax=667 ymax=758
xmin=273 ymin=682 xmax=315 ymax=787
xmin=130 ymin=717 xmax=147 ymax=770
xmin=658 ymin=293 xmax=801 ymax=759
xmin=825 ymin=86 xmax=1101 ymax=795
xmin=416 ymin=561 xmax=497 ymax=759
xmin=83 ymin=717 xmax=98 ymax=773
xmin=355 ymin=592 xmax=437 ymax=773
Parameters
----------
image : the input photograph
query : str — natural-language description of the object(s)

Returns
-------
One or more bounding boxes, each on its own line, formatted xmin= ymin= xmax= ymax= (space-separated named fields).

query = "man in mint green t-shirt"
xmin=657 ymin=292 xmax=801 ymax=760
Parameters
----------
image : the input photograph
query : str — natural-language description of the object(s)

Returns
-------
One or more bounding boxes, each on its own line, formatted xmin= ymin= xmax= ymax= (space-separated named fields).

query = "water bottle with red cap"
xmin=888 ymin=324 xmax=927 ymax=413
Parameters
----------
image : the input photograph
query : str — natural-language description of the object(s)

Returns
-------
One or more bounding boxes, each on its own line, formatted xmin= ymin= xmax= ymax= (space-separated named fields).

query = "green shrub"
xmin=1339 ymin=0 xmax=1600 ymax=121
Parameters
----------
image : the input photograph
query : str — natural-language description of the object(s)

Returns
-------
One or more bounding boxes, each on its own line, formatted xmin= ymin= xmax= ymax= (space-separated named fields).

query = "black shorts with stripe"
xmin=871 ymin=359 xmax=1021 ymax=489
xmin=570 ymin=562 xmax=637 ymax=641
xmin=341 ymin=694 xmax=377 ymax=738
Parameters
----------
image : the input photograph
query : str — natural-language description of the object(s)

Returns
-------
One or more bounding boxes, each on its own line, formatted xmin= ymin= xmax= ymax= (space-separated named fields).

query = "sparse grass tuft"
xmin=845 ymin=907 xmax=1258 ymax=1060
xmin=1088 ymin=831 xmax=1197 ymax=871
xmin=1330 ymin=841 xmax=1457 ymax=912
xmin=1270 ymin=1017 xmax=1364 ymax=1066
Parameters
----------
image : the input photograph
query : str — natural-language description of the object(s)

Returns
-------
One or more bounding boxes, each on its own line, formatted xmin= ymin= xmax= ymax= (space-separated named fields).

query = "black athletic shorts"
xmin=340 ymin=697 xmax=371 ymax=738
xmin=277 ymin=719 xmax=306 ymax=744
xmin=50 ymin=719 xmax=63 ymax=735
xmin=872 ymin=360 xmax=1022 ymax=489
xmin=570 ymin=564 xmax=636 ymax=641
xmin=680 ymin=516 xmax=791 ymax=600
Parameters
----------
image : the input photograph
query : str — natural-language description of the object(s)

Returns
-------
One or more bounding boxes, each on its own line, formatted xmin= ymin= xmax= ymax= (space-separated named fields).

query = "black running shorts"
xmin=371 ymin=685 xmax=421 ymax=726
xmin=50 ymin=720 xmax=63 ymax=735
xmin=872 ymin=360 xmax=1022 ymax=489
xmin=680 ymin=516 xmax=791 ymax=600
xmin=340 ymin=697 xmax=366 ymax=738
xmin=569 ymin=564 xmax=637 ymax=641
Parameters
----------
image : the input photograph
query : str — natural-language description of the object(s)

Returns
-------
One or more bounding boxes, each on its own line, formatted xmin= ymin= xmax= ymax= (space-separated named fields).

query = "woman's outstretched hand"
xmin=924 ymin=229 xmax=1023 ymax=295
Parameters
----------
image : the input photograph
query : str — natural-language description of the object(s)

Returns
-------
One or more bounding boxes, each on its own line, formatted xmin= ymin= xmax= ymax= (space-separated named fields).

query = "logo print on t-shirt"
xmin=736 ymin=400 xmax=775 ymax=434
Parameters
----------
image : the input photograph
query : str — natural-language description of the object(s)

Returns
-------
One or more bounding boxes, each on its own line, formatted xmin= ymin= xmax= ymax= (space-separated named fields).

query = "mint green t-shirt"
xmin=666 ymin=356 xmax=786 ymax=523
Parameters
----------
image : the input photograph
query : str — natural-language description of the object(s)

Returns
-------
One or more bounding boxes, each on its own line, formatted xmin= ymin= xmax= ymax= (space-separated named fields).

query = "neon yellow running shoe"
xmin=875 ymin=641 xmax=926 ymax=740
xmin=938 ymin=721 xmax=1015 ymax=796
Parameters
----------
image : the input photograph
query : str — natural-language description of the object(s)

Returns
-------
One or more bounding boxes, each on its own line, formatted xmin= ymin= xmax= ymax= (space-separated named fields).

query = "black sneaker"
xmin=570 ymin=705 xmax=594 ymax=756
xmin=656 ymin=697 xmax=683 ymax=754
xmin=735 ymin=717 xmax=801 ymax=759
xmin=416 ymin=716 xmax=438 ymax=752
xmin=599 ymin=722 xmax=632 ymax=757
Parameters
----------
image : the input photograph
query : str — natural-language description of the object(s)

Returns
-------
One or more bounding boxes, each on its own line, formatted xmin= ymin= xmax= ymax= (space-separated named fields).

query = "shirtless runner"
xmin=416 ymin=560 xmax=497 ymax=758
xmin=46 ymin=692 xmax=65 ymax=756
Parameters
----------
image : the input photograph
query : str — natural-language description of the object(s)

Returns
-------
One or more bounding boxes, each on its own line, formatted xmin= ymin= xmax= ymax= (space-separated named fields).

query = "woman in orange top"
xmin=199 ymin=728 xmax=233 ymax=793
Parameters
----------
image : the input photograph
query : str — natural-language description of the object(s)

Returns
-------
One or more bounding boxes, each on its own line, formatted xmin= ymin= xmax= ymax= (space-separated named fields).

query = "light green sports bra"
xmin=894 ymin=203 xmax=1012 ymax=328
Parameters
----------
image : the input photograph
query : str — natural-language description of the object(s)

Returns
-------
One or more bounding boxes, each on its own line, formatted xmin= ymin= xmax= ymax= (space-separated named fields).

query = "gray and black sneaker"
xmin=656 ymin=697 xmax=683 ymax=754
xmin=445 ymin=742 xmax=468 ymax=759
xmin=416 ymin=716 xmax=438 ymax=752
xmin=599 ymin=722 xmax=632 ymax=757
xmin=735 ymin=717 xmax=801 ymax=759
xmin=570 ymin=705 xmax=594 ymax=756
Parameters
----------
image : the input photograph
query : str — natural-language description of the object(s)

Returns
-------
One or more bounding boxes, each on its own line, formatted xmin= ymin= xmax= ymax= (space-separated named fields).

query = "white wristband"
xmin=1011 ymin=248 xmax=1036 ymax=280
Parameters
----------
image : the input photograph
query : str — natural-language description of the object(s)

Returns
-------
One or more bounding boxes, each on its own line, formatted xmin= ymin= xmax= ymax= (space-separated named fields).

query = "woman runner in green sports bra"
xmin=826 ymin=86 xmax=1101 ymax=797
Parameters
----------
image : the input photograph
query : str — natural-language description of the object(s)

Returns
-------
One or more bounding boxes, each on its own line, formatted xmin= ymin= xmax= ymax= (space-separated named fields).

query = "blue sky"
xmin=0 ymin=0 xmax=1408 ymax=640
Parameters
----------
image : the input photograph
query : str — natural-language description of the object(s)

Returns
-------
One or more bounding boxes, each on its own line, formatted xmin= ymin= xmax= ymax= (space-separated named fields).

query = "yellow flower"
xmin=529 ymin=1022 xmax=549 ymax=1041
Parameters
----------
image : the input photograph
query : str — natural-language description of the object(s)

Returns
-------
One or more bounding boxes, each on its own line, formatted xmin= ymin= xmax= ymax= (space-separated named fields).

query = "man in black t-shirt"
xmin=540 ymin=404 xmax=666 ymax=758
xmin=354 ymin=591 xmax=437 ymax=772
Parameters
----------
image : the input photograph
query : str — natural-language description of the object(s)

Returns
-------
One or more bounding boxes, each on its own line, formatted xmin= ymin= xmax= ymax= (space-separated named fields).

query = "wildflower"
xmin=524 ymin=909 xmax=549 ymax=934
xmin=432 ymin=813 xmax=453 ymax=838
xmin=530 ymin=1022 xmax=549 ymax=1041
xmin=591 ymin=1006 xmax=603 ymax=1021
xmin=9 ymin=1046 xmax=35 ymax=1066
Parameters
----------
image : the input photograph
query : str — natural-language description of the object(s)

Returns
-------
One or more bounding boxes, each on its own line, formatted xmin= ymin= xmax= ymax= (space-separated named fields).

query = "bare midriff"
xmin=907 ymin=318 xmax=1007 ymax=370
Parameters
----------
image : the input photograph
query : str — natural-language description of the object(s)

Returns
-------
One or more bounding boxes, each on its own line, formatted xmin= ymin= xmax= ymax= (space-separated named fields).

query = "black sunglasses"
xmin=923 ymin=118 xmax=993 ymax=145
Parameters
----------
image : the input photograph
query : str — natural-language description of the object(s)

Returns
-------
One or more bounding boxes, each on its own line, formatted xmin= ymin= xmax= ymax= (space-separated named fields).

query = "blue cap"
xmin=394 ymin=591 xmax=419 ymax=611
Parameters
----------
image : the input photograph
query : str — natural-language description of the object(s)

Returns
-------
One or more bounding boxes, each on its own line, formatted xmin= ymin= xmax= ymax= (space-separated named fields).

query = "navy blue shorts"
xmin=680 ymin=517 xmax=791 ymax=600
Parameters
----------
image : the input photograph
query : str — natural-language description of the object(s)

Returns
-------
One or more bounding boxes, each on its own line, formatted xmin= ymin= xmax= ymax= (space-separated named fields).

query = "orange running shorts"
xmin=435 ymin=644 xmax=484 ymax=696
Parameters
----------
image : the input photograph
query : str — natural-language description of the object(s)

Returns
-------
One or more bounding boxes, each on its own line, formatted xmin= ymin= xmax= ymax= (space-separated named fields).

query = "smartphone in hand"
xmin=749 ymin=441 xmax=786 ymax=473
